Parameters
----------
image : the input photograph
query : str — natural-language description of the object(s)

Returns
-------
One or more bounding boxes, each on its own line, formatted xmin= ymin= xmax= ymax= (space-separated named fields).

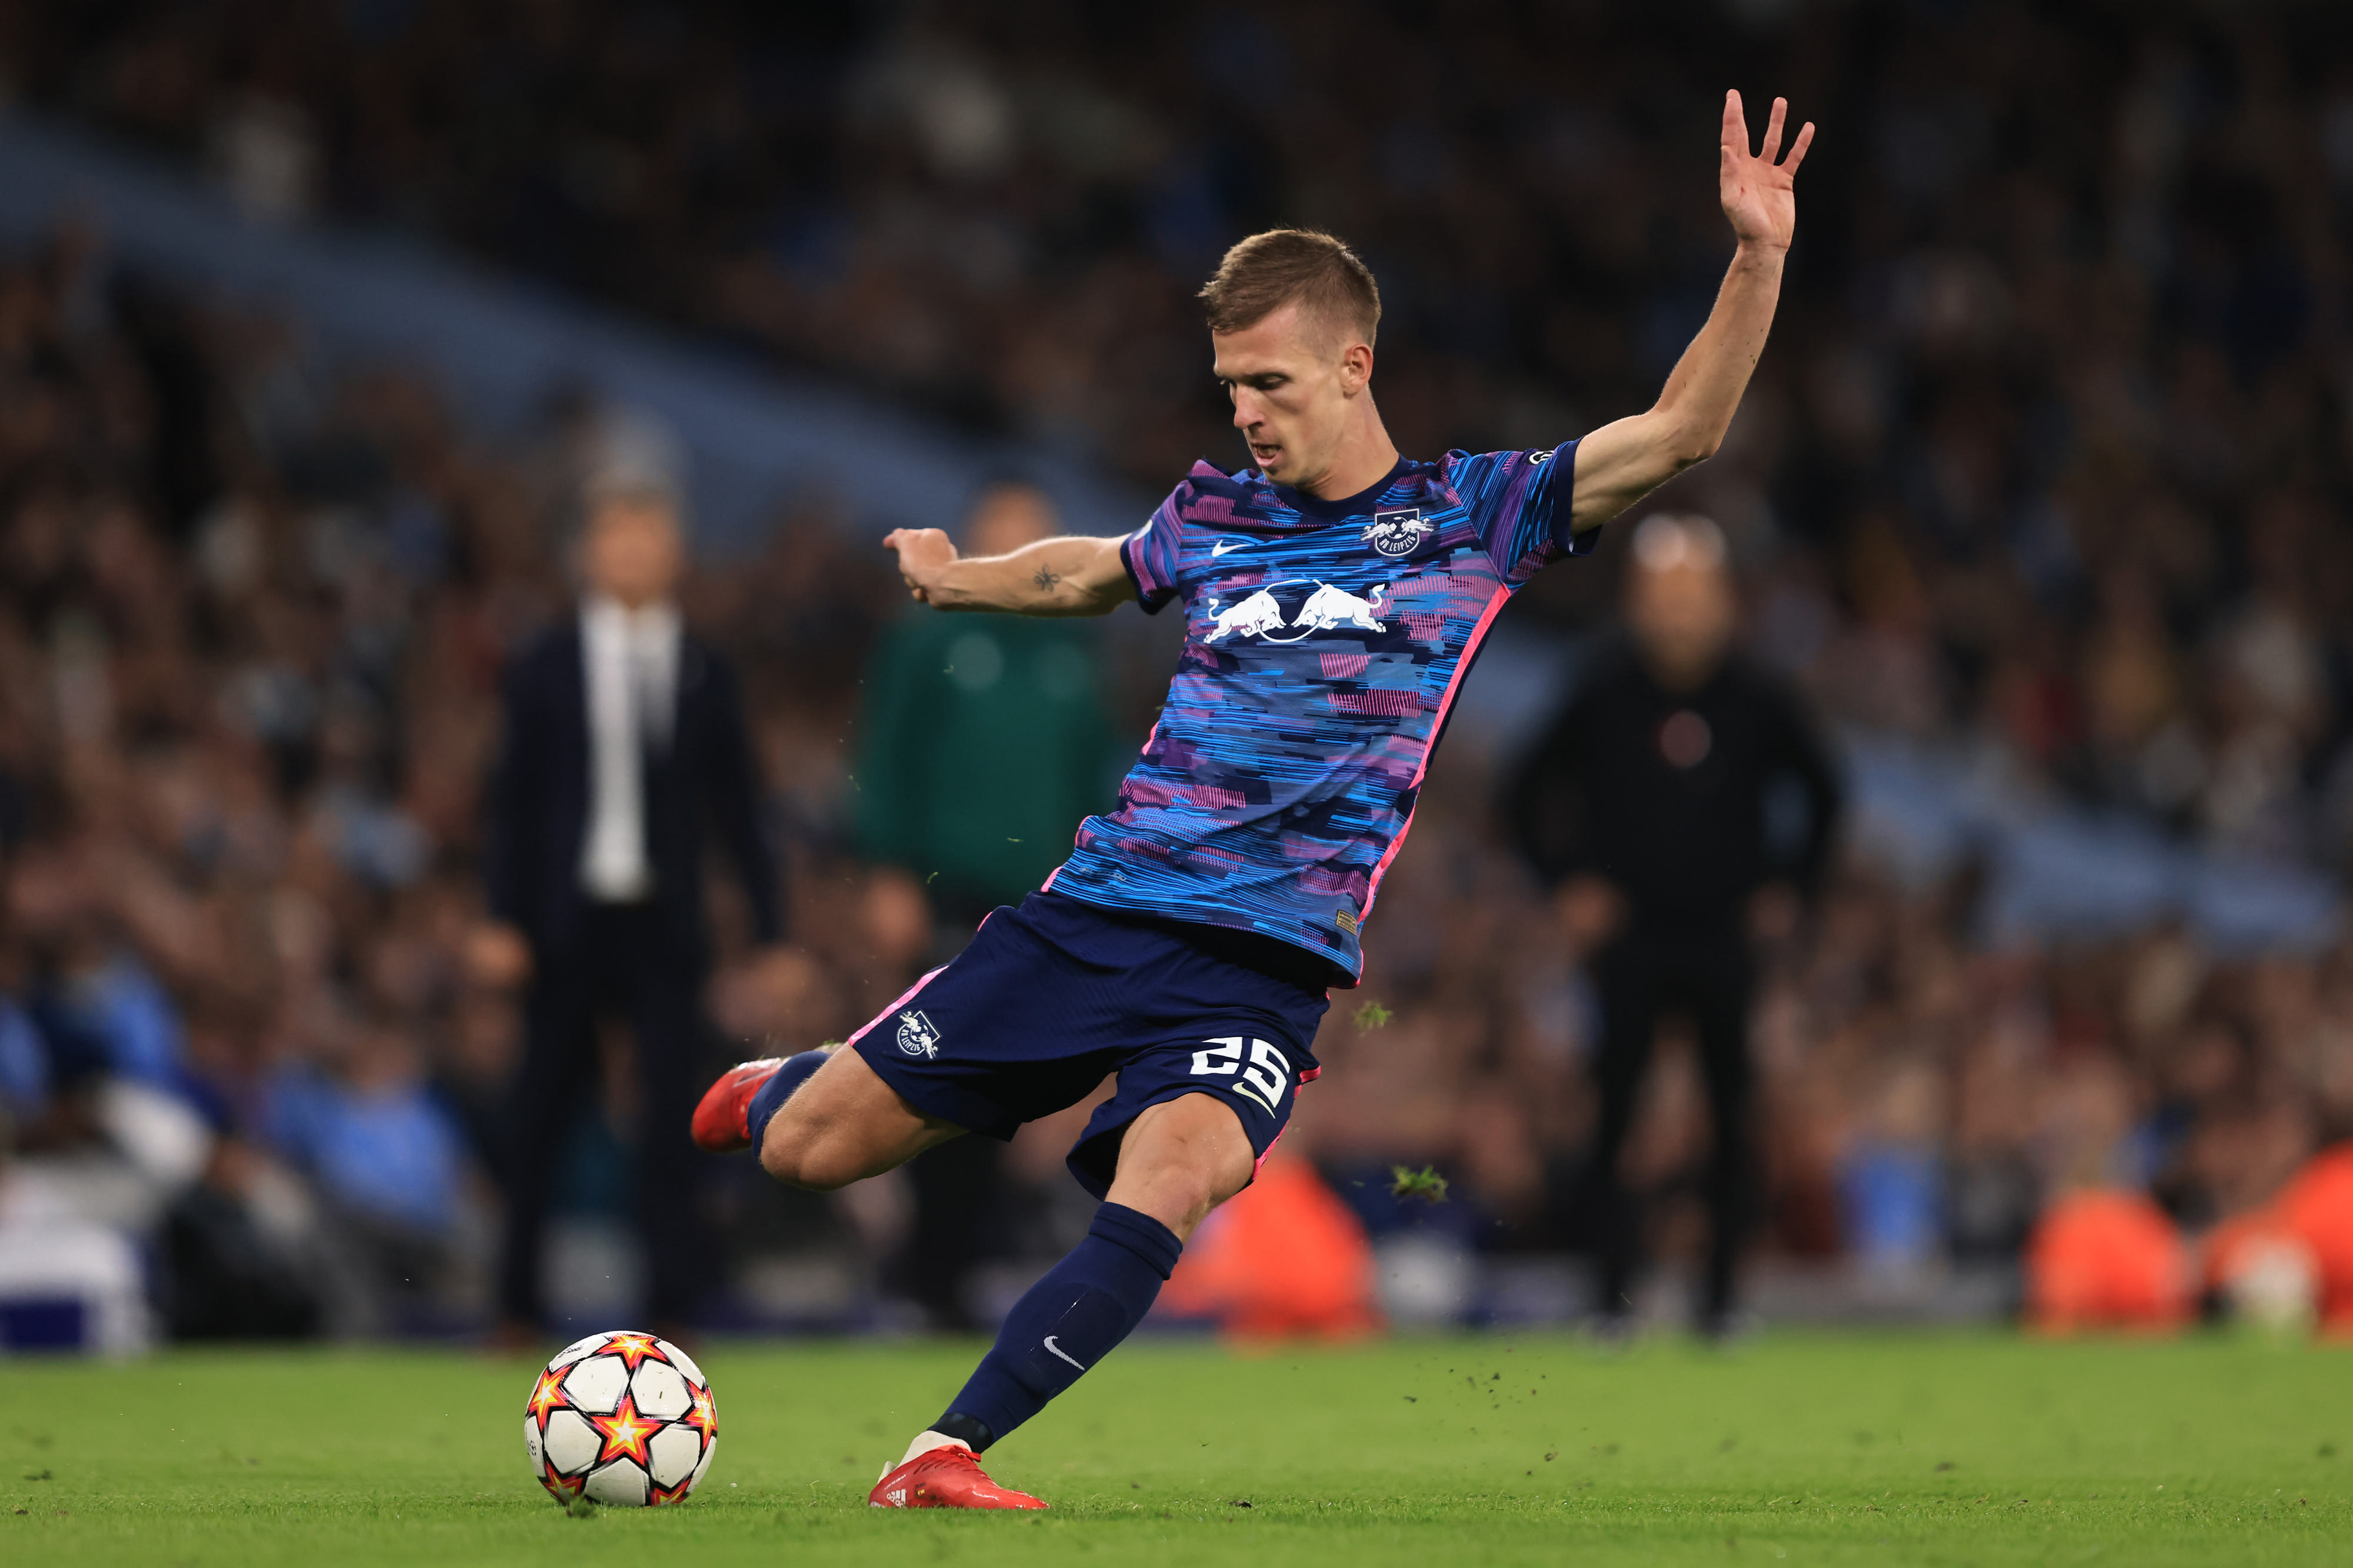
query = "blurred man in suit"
xmin=1505 ymin=514 xmax=1841 ymax=1338
xmin=471 ymin=478 xmax=781 ymax=1339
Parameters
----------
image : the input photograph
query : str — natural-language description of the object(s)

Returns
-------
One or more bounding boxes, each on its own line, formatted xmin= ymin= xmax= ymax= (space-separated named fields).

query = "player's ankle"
xmin=899 ymin=1428 xmax=974 ymax=1467
xmin=933 ymin=1410 xmax=996 ymax=1450
xmin=746 ymin=1047 xmax=832 ymax=1159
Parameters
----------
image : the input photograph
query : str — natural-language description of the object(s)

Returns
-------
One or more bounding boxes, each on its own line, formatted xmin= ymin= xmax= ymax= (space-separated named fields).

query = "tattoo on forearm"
xmin=1032 ymin=566 xmax=1062 ymax=593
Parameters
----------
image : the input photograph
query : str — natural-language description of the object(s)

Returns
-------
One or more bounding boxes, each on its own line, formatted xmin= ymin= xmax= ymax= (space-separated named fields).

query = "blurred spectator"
xmin=474 ymin=481 xmax=784 ymax=1340
xmin=260 ymin=1019 xmax=465 ymax=1317
xmin=855 ymin=480 xmax=1121 ymax=928
xmin=852 ymin=479 xmax=1121 ymax=1328
xmin=1505 ymin=516 xmax=1842 ymax=1334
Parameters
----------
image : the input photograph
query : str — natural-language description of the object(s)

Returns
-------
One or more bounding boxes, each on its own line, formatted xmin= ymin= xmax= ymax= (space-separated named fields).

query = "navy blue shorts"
xmin=849 ymin=892 xmax=1329 ymax=1199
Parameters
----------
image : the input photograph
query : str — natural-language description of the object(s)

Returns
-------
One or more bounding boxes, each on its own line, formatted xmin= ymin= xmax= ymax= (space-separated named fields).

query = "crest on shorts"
xmin=1362 ymin=508 xmax=1433 ymax=558
xmin=895 ymin=1009 xmax=941 ymax=1058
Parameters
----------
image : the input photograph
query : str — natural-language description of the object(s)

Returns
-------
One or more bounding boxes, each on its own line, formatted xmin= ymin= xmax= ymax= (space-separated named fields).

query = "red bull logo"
xmin=1204 ymin=581 xmax=1389 ymax=644
xmin=1204 ymin=589 xmax=1289 ymax=642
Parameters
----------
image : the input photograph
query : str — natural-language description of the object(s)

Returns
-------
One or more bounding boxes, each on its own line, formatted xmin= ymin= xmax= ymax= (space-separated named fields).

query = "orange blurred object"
xmin=2024 ymin=1189 xmax=2191 ymax=1334
xmin=1159 ymin=1154 xmax=1382 ymax=1342
xmin=2272 ymin=1143 xmax=2353 ymax=1335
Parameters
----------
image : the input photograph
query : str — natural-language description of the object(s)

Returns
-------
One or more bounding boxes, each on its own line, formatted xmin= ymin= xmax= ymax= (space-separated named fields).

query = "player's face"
xmin=1212 ymin=302 xmax=1365 ymax=488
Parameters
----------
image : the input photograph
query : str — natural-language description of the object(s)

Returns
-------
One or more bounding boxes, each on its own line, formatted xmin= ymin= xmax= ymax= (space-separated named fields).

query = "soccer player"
xmin=694 ymin=91 xmax=1812 ymax=1509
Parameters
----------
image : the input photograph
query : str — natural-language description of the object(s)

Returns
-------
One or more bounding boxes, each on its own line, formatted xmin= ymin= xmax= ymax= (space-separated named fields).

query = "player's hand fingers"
xmin=1782 ymin=120 xmax=1816 ymax=175
xmin=1722 ymin=89 xmax=1746 ymax=156
xmin=1759 ymin=96 xmax=1787 ymax=163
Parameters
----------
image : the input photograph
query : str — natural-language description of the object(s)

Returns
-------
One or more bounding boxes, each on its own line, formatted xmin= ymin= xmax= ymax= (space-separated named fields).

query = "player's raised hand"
xmin=1720 ymin=90 xmax=1812 ymax=253
xmin=884 ymin=526 xmax=958 ymax=603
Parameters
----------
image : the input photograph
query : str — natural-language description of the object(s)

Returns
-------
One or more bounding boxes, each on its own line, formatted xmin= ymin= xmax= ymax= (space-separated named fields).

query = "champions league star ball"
xmin=523 ymin=1330 xmax=718 ymax=1507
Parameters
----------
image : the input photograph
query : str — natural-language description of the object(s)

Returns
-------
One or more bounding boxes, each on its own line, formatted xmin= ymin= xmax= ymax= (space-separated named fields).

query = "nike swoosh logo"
xmin=1211 ymin=539 xmax=1245 ymax=556
xmin=1042 ymin=1336 xmax=1087 ymax=1372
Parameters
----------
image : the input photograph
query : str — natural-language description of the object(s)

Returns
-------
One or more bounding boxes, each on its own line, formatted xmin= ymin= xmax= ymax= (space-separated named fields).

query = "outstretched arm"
xmin=883 ymin=528 xmax=1134 ymax=616
xmin=1568 ymin=91 xmax=1814 ymax=533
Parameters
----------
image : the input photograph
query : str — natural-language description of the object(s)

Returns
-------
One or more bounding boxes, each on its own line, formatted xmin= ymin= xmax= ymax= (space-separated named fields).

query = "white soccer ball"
xmin=524 ymin=1330 xmax=717 ymax=1507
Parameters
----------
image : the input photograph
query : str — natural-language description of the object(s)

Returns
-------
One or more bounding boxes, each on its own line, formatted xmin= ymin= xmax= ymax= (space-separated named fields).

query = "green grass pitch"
xmin=4 ymin=1330 xmax=2349 ymax=1566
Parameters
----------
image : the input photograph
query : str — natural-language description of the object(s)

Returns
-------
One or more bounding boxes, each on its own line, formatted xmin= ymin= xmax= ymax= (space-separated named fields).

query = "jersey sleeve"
xmin=1119 ymin=485 xmax=1188 ymax=614
xmin=1450 ymin=439 xmax=1591 ymax=585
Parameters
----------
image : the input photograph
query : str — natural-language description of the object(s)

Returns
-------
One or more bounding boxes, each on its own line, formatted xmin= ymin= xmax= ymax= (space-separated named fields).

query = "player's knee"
xmin=1162 ymin=1168 xmax=1227 ymax=1230
xmin=1127 ymin=1165 xmax=1228 ymax=1238
xmin=1112 ymin=1138 xmax=1250 ymax=1238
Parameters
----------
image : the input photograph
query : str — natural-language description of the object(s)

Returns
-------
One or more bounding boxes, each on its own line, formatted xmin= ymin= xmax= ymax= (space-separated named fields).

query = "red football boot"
xmin=690 ymin=1058 xmax=785 ymax=1153
xmin=868 ymin=1445 xmax=1047 ymax=1510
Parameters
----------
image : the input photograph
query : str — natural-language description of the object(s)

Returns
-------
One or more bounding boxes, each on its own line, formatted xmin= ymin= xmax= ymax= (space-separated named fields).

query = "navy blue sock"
xmin=746 ymin=1049 xmax=833 ymax=1156
xmin=932 ymin=1203 xmax=1182 ymax=1450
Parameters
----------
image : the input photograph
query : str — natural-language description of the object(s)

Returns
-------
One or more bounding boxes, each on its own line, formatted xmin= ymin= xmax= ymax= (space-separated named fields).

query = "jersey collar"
xmin=1261 ymin=456 xmax=1412 ymax=521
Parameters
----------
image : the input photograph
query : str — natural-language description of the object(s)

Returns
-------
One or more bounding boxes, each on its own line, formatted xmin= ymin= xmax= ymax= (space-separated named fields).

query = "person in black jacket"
xmin=1504 ymin=514 xmax=1840 ymax=1336
xmin=470 ymin=478 xmax=781 ymax=1339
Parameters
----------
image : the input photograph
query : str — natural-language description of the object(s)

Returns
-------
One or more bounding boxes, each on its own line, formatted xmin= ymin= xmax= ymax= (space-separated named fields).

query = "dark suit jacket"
xmin=1504 ymin=641 xmax=1842 ymax=933
xmin=483 ymin=616 xmax=781 ymax=966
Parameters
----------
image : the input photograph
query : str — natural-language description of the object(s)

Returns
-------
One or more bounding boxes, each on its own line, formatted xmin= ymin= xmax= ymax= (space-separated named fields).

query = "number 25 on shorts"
xmin=1190 ymin=1036 xmax=1291 ymax=1116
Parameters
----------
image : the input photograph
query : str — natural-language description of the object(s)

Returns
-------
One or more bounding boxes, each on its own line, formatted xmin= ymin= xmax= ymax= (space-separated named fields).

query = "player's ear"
xmin=1338 ymin=341 xmax=1374 ymax=395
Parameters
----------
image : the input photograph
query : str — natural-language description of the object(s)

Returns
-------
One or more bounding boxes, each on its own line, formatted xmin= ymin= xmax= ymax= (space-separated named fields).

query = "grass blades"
xmin=2 ymin=1330 xmax=2348 ymax=1566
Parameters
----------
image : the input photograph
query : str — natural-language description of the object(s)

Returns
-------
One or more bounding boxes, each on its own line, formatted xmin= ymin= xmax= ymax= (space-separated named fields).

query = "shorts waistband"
xmin=1027 ymin=890 xmax=1337 ymax=996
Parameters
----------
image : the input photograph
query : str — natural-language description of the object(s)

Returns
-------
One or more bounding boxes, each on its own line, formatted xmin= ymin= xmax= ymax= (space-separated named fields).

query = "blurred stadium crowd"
xmin=6 ymin=0 xmax=2353 ymax=1343
xmin=28 ymin=0 xmax=2353 ymax=860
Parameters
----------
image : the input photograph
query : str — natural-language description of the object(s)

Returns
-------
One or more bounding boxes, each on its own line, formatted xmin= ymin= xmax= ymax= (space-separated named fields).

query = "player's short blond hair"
xmin=1198 ymin=229 xmax=1381 ymax=349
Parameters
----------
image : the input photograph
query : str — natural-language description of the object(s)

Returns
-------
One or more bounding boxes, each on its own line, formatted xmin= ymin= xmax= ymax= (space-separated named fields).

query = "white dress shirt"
xmin=578 ymin=595 xmax=681 ymax=902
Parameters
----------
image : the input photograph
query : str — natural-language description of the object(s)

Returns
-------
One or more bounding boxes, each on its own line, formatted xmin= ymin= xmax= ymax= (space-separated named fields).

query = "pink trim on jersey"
xmin=849 ymin=903 xmax=1005 ymax=1046
xmin=1251 ymin=1125 xmax=1287 ymax=1183
xmin=1247 ymin=1068 xmax=1317 ymax=1183
xmin=1359 ymin=583 xmax=1512 ymax=925
xmin=846 ymin=962 xmax=952 ymax=1049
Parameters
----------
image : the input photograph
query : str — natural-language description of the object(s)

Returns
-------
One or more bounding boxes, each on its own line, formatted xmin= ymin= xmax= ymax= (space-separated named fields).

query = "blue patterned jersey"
xmin=1044 ymin=442 xmax=1592 ymax=983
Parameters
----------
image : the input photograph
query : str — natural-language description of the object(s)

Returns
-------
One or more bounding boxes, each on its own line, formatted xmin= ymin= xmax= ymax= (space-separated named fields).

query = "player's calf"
xmin=752 ymin=1045 xmax=965 ymax=1190
xmin=1101 ymin=1092 xmax=1260 ymax=1239
xmin=898 ymin=1094 xmax=1253 ymax=1479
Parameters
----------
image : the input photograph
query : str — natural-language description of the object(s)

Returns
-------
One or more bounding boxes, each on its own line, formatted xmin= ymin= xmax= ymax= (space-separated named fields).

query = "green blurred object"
xmin=855 ymin=610 xmax=1122 ymax=914
xmin=1389 ymin=1163 xmax=1450 ymax=1204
